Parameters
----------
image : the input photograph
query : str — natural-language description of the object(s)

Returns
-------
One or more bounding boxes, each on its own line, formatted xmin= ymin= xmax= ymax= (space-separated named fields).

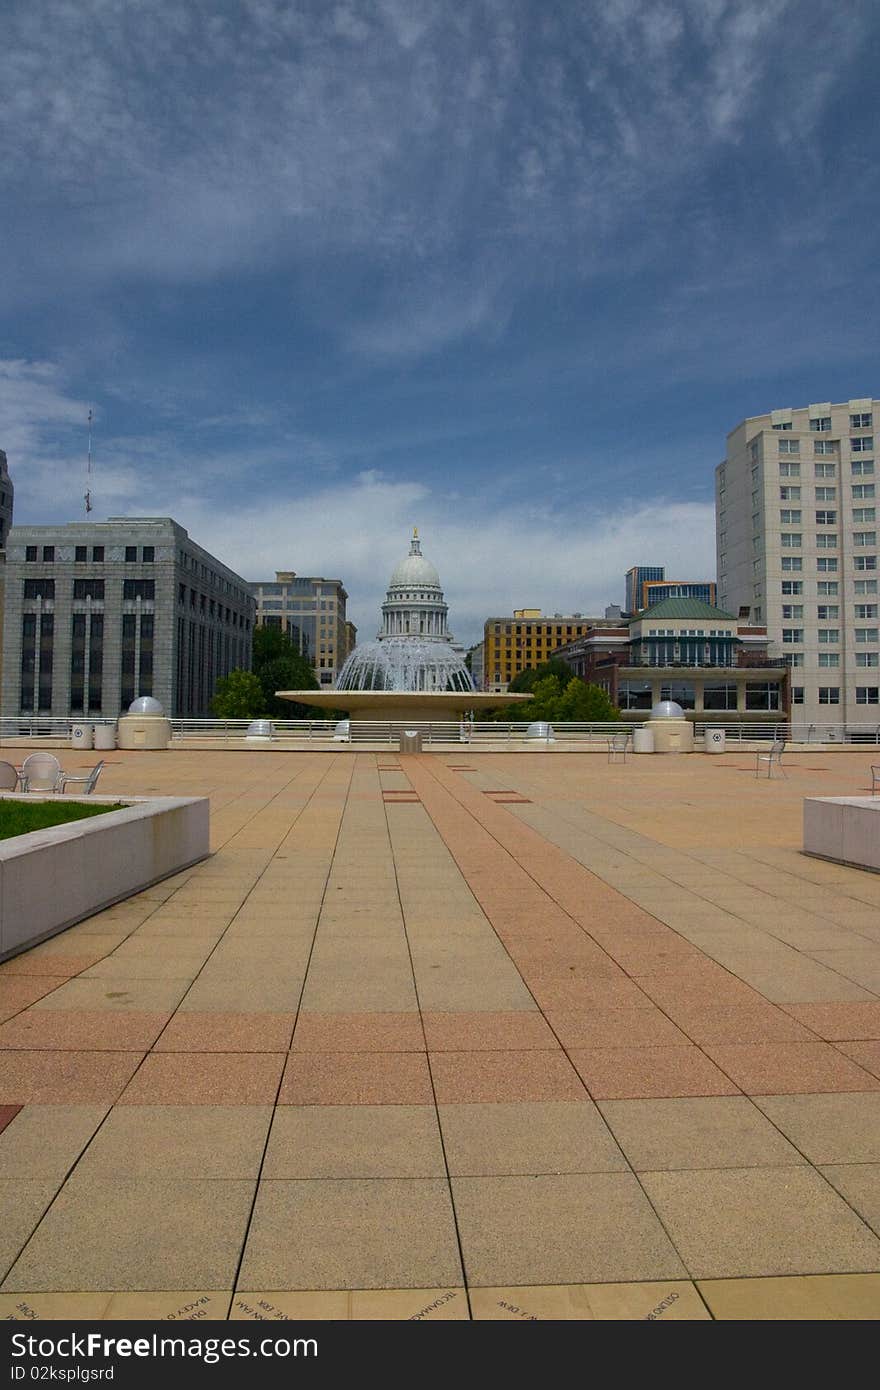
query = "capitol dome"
xmin=336 ymin=529 xmax=474 ymax=694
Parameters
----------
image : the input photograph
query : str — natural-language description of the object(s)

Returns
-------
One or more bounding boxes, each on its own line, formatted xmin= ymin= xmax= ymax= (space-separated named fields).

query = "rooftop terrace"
xmin=2 ymin=748 xmax=880 ymax=1320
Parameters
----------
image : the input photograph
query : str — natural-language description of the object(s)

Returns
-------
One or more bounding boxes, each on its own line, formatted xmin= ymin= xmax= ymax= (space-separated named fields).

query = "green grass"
xmin=0 ymin=800 xmax=126 ymax=841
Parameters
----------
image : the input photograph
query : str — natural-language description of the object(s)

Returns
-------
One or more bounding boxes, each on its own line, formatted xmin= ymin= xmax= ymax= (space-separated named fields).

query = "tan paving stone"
xmin=754 ymin=1093 xmax=880 ymax=1163
xmin=0 ymin=1105 xmax=107 ymax=1180
xmin=599 ymin=1097 xmax=805 ymax=1170
xmin=452 ymin=1173 xmax=687 ymax=1286
xmin=641 ymin=1167 xmax=880 ymax=1278
xmin=819 ymin=1165 xmax=880 ymax=1236
xmin=239 ymin=1179 xmax=462 ymax=1290
xmin=421 ymin=1011 xmax=555 ymax=1051
xmin=0 ymin=1182 xmax=63 ymax=1280
xmin=230 ymin=1288 xmax=467 ymax=1320
xmin=0 ymin=1291 xmax=113 ymax=1319
xmin=439 ymin=1100 xmax=626 ymax=1175
xmin=2 ymin=1177 xmax=256 ymax=1292
xmin=33 ymin=978 xmax=191 ymax=1012
xmin=75 ymin=1105 xmax=272 ymax=1179
xmin=697 ymin=1273 xmax=880 ymax=1320
xmin=263 ymin=1105 xmax=445 ymax=1179
xmin=470 ymin=1280 xmax=709 ymax=1320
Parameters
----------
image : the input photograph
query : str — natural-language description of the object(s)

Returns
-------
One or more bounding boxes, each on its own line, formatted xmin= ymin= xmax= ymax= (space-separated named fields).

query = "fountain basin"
xmin=276 ymin=690 xmax=532 ymax=722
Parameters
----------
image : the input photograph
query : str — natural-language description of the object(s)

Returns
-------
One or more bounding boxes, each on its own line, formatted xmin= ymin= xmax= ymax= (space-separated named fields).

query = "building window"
xmin=856 ymin=652 xmax=880 ymax=667
xmin=855 ymin=629 xmax=878 ymax=643
xmin=853 ymin=484 xmax=876 ymax=499
xmin=851 ymin=413 xmax=873 ymax=429
xmin=125 ymin=546 xmax=137 ymax=562
xmin=778 ymin=438 xmax=800 ymax=454
xmin=815 ymin=486 xmax=837 ymax=501
xmin=123 ymin=579 xmax=155 ymax=600
xmin=780 ymin=510 xmax=801 ymax=524
xmin=855 ymin=579 xmax=879 ymax=593
xmin=23 ymin=578 xmax=55 ymax=600
xmin=70 ymin=613 xmax=86 ymax=712
xmin=815 ymin=462 xmax=837 ymax=477
xmin=773 ymin=422 xmax=793 ymax=431
xmin=38 ymin=613 xmax=54 ymax=710
xmin=75 ymin=546 xmax=87 ymax=562
xmin=854 ymin=508 xmax=876 ymax=523
xmin=42 ymin=546 xmax=55 ymax=562
xmin=781 ymin=581 xmax=803 ymax=595
xmin=818 ymin=687 xmax=840 ymax=703
xmin=856 ymin=604 xmax=879 ymax=618
xmin=781 ymin=557 xmax=803 ymax=571
xmin=817 ymin=558 xmax=838 ymax=572
xmin=852 ymin=459 xmax=875 ymax=476
xmin=816 ymin=534 xmax=838 ymax=548
xmin=792 ymin=687 xmax=804 ymax=704
xmin=142 ymin=546 xmax=155 ymax=563
xmin=852 ymin=436 xmax=873 ymax=453
xmin=25 ymin=546 xmax=37 ymax=562
xmin=779 ymin=462 xmax=800 ymax=477
xmin=19 ymin=613 xmax=36 ymax=709
xmin=88 ymin=613 xmax=103 ymax=711
xmin=854 ymin=532 xmax=877 ymax=547
xmin=818 ymin=629 xmax=840 ymax=643
xmin=816 ymin=606 xmax=839 ymax=620
xmin=781 ymin=533 xmax=802 ymax=548
xmin=810 ymin=416 xmax=832 ymax=432
xmin=92 ymin=546 xmax=104 ymax=562
xmin=746 ymin=682 xmax=781 ymax=711
xmin=816 ymin=581 xmax=838 ymax=595
xmin=703 ymin=683 xmax=737 ymax=710
xmin=659 ymin=682 xmax=696 ymax=709
xmin=782 ymin=629 xmax=803 ymax=643
xmin=781 ymin=605 xmax=803 ymax=619
xmin=73 ymin=579 xmax=104 ymax=600
xmin=818 ymin=653 xmax=840 ymax=667
xmin=855 ymin=555 xmax=878 ymax=570
xmin=782 ymin=652 xmax=804 ymax=667
xmin=856 ymin=687 xmax=879 ymax=704
xmin=779 ymin=486 xmax=801 ymax=500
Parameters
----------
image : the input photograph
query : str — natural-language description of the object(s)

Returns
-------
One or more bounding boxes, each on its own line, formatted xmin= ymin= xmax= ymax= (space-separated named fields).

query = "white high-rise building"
xmin=717 ymin=398 xmax=878 ymax=729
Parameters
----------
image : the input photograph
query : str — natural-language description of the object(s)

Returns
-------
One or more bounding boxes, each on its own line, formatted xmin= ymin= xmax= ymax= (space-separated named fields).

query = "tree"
xmin=210 ymin=670 xmax=266 ymax=719
xmin=507 ymin=658 xmax=573 ymax=694
xmin=252 ymin=624 xmax=320 ymax=719
xmin=493 ymin=673 xmax=619 ymax=722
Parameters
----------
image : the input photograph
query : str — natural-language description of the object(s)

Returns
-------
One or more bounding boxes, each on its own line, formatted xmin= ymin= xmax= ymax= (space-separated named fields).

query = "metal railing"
xmin=3 ymin=716 xmax=880 ymax=746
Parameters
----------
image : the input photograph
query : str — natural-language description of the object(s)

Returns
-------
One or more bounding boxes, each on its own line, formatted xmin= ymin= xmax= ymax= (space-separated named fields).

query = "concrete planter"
xmin=803 ymin=796 xmax=880 ymax=873
xmin=0 ymin=795 xmax=210 ymax=961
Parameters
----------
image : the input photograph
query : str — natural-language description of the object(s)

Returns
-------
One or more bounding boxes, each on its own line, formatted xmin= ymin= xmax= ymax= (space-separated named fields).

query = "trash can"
xmin=94 ymin=724 xmax=117 ymax=751
xmin=633 ymin=727 xmax=655 ymax=754
xmin=399 ymin=729 xmax=422 ymax=754
xmin=70 ymin=723 xmax=94 ymax=751
xmin=705 ymin=728 xmax=726 ymax=754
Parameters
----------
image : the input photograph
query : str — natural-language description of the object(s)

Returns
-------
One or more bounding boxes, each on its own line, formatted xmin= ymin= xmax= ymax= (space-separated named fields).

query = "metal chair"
xmin=871 ymin=765 xmax=880 ymax=796
xmin=756 ymin=738 xmax=787 ymax=778
xmin=607 ymin=733 xmax=629 ymax=764
xmin=0 ymin=761 xmax=20 ymax=791
xmin=58 ymin=760 xmax=105 ymax=795
xmin=18 ymin=752 xmax=63 ymax=792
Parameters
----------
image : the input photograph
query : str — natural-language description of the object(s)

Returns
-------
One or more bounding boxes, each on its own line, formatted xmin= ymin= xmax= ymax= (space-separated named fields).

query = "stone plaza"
xmin=1 ymin=746 xmax=880 ymax=1320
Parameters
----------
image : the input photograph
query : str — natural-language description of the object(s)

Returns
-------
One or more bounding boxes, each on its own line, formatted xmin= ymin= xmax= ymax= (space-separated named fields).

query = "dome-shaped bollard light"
xmin=117 ymin=696 xmax=173 ymax=750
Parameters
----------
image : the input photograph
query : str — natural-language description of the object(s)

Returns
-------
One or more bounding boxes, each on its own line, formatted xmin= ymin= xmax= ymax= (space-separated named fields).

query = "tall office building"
xmin=483 ymin=609 xmax=622 ymax=693
xmin=1 ymin=517 xmax=255 ymax=718
xmin=717 ymin=398 xmax=878 ymax=725
xmin=250 ymin=572 xmax=352 ymax=685
xmin=625 ymin=566 xmax=664 ymax=614
xmin=0 ymin=450 xmax=14 ymax=690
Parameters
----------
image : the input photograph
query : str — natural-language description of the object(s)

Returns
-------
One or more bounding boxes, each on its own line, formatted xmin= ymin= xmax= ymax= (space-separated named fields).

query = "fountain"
xmin=277 ymin=529 xmax=532 ymax=724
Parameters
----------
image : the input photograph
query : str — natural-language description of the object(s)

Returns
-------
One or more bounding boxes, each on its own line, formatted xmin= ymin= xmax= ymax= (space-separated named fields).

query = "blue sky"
xmin=2 ymin=0 xmax=878 ymax=645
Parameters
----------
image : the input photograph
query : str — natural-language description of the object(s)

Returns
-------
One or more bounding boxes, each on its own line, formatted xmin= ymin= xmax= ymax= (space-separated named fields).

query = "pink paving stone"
xmin=119 ymin=1052 xmax=284 ymax=1104
xmin=568 ymin=1046 xmax=741 ymax=1100
xmin=0 ymin=1050 xmax=145 ymax=1104
xmin=429 ymin=1050 xmax=588 ymax=1103
xmin=782 ymin=1003 xmax=880 ymax=1041
xmin=291 ymin=1013 xmax=424 ymax=1053
xmin=703 ymin=1042 xmax=880 ymax=1095
xmin=279 ymin=1051 xmax=434 ymax=1105
xmin=421 ymin=1011 xmax=558 ymax=1052
xmin=0 ymin=1010 xmax=170 ymax=1051
xmin=546 ymin=1007 xmax=690 ymax=1049
xmin=834 ymin=1042 xmax=880 ymax=1081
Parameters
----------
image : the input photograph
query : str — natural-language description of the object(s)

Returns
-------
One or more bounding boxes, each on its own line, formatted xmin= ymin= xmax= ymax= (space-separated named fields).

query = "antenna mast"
xmin=85 ymin=409 xmax=93 ymax=515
